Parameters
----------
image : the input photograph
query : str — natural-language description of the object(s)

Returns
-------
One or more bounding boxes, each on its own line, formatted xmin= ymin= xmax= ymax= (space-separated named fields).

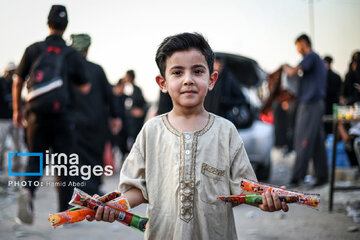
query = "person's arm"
xmin=12 ymin=75 xmax=25 ymax=128
xmin=86 ymin=187 xmax=147 ymax=222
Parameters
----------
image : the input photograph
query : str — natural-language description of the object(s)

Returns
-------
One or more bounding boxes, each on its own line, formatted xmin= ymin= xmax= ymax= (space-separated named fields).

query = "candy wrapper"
xmin=69 ymin=188 xmax=147 ymax=232
xmin=49 ymin=188 xmax=148 ymax=232
xmin=218 ymin=194 xmax=299 ymax=205
xmin=69 ymin=188 xmax=130 ymax=212
xmin=49 ymin=208 xmax=95 ymax=227
xmin=239 ymin=178 xmax=320 ymax=208
xmin=48 ymin=190 xmax=121 ymax=228
xmin=117 ymin=210 xmax=149 ymax=232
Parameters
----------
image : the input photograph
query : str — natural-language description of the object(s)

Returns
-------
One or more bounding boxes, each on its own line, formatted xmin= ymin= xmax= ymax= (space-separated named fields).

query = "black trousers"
xmin=25 ymin=112 xmax=75 ymax=212
xmin=291 ymin=100 xmax=328 ymax=182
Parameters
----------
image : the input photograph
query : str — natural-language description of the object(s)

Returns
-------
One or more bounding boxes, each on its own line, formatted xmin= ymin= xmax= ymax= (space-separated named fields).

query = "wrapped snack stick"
xmin=98 ymin=191 xmax=121 ymax=203
xmin=69 ymin=188 xmax=148 ymax=232
xmin=49 ymin=190 xmax=121 ymax=228
xmin=117 ymin=210 xmax=148 ymax=232
xmin=217 ymin=194 xmax=299 ymax=205
xmin=49 ymin=208 xmax=95 ymax=227
xmin=240 ymin=178 xmax=320 ymax=208
xmin=69 ymin=188 xmax=130 ymax=212
xmin=105 ymin=197 xmax=131 ymax=211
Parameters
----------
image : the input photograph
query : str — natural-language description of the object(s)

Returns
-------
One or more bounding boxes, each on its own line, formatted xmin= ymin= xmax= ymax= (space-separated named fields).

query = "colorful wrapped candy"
xmin=49 ymin=190 xmax=120 ymax=228
xmin=49 ymin=208 xmax=95 ymax=227
xmin=49 ymin=188 xmax=148 ymax=232
xmin=69 ymin=188 xmax=131 ymax=212
xmin=217 ymin=194 xmax=299 ymax=205
xmin=117 ymin=210 xmax=149 ymax=232
xmin=239 ymin=178 xmax=320 ymax=208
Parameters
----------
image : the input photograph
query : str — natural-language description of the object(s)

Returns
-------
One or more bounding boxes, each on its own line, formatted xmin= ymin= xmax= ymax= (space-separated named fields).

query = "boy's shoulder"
xmin=142 ymin=114 xmax=166 ymax=130
xmin=210 ymin=113 xmax=243 ymax=143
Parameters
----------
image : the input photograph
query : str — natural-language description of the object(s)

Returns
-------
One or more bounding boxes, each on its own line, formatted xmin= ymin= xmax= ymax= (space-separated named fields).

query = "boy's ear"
xmin=208 ymin=71 xmax=218 ymax=91
xmin=156 ymin=75 xmax=168 ymax=93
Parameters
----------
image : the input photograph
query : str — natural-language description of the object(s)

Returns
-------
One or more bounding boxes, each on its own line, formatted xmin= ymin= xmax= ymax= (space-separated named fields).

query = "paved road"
xmin=0 ymin=148 xmax=359 ymax=240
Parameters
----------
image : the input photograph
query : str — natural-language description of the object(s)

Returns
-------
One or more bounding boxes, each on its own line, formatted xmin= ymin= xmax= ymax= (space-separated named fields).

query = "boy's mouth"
xmin=181 ymin=90 xmax=197 ymax=94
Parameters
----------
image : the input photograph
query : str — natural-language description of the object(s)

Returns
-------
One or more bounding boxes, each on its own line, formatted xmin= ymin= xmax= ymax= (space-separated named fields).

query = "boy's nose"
xmin=183 ymin=72 xmax=194 ymax=85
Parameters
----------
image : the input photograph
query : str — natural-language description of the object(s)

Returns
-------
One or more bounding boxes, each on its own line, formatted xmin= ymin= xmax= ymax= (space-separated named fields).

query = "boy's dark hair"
xmin=47 ymin=5 xmax=68 ymax=31
xmin=126 ymin=70 xmax=135 ymax=82
xmin=295 ymin=34 xmax=312 ymax=48
xmin=155 ymin=32 xmax=214 ymax=77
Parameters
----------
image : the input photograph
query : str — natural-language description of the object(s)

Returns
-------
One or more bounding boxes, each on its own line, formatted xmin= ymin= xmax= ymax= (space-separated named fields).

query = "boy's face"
xmin=156 ymin=48 xmax=218 ymax=111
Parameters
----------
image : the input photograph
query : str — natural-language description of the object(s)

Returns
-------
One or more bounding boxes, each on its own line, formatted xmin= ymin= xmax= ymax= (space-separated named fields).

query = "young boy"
xmin=88 ymin=32 xmax=288 ymax=239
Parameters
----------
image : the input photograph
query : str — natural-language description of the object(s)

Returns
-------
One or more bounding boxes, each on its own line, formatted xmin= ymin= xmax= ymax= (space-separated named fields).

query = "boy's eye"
xmin=194 ymin=69 xmax=204 ymax=74
xmin=173 ymin=70 xmax=182 ymax=75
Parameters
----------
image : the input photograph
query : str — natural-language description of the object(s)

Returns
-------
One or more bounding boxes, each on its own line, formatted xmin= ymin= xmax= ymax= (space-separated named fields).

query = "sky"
xmin=1 ymin=0 xmax=359 ymax=102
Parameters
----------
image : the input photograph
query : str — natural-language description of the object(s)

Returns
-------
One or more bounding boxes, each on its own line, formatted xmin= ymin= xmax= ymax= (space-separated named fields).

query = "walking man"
xmin=283 ymin=34 xmax=328 ymax=188
xmin=13 ymin=5 xmax=90 ymax=224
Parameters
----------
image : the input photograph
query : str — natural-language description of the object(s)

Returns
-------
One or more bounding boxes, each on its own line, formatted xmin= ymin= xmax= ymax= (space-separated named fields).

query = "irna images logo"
xmin=8 ymin=150 xmax=113 ymax=180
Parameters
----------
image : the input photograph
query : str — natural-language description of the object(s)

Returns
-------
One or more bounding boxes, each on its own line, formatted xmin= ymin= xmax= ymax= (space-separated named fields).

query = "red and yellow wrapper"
xmin=49 ymin=208 xmax=95 ymax=227
xmin=239 ymin=178 xmax=320 ymax=208
xmin=49 ymin=190 xmax=121 ymax=228
xmin=69 ymin=188 xmax=130 ymax=212
xmin=49 ymin=188 xmax=148 ymax=232
xmin=218 ymin=194 xmax=299 ymax=205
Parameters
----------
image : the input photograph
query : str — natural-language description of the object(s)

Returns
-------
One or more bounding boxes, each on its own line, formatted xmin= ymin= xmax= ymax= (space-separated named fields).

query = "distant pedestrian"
xmin=283 ymin=34 xmax=328 ymax=188
xmin=112 ymin=78 xmax=130 ymax=159
xmin=338 ymin=51 xmax=360 ymax=170
xmin=323 ymin=55 xmax=342 ymax=134
xmin=341 ymin=51 xmax=360 ymax=105
xmin=13 ymin=5 xmax=90 ymax=224
xmin=70 ymin=33 xmax=121 ymax=195
xmin=204 ymin=56 xmax=247 ymax=120
xmin=122 ymin=70 xmax=147 ymax=148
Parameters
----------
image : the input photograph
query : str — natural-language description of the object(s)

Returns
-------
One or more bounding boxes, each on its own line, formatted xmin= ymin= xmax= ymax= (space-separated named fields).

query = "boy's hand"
xmin=85 ymin=194 xmax=118 ymax=222
xmin=259 ymin=186 xmax=289 ymax=212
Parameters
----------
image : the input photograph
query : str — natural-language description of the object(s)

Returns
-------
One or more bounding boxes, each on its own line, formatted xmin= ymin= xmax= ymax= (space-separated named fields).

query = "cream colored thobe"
xmin=119 ymin=113 xmax=257 ymax=239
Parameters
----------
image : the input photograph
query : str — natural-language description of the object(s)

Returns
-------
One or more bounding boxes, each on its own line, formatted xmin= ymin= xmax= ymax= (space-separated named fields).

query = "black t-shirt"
xmin=16 ymin=34 xmax=88 ymax=112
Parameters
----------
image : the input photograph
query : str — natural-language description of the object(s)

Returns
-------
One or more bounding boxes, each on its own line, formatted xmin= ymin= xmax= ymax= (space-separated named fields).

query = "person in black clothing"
xmin=341 ymin=51 xmax=360 ymax=105
xmin=122 ymin=70 xmax=147 ymax=148
xmin=323 ymin=55 xmax=342 ymax=134
xmin=204 ymin=56 xmax=247 ymax=123
xmin=157 ymin=91 xmax=173 ymax=115
xmin=338 ymin=52 xmax=360 ymax=169
xmin=70 ymin=34 xmax=121 ymax=196
xmin=112 ymin=78 xmax=130 ymax=159
xmin=13 ymin=5 xmax=91 ymax=224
